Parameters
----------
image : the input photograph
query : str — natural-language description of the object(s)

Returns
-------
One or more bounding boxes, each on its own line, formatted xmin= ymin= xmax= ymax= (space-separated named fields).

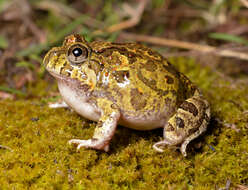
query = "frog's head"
xmin=44 ymin=34 xmax=97 ymax=88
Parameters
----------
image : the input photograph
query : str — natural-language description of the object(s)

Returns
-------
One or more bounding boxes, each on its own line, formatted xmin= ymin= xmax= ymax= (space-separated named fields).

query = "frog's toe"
xmin=180 ymin=145 xmax=187 ymax=157
xmin=68 ymin=139 xmax=110 ymax=152
xmin=153 ymin=140 xmax=171 ymax=153
xmin=103 ymin=144 xmax=109 ymax=152
xmin=68 ymin=139 xmax=92 ymax=150
xmin=68 ymin=139 xmax=84 ymax=145
xmin=49 ymin=101 xmax=69 ymax=108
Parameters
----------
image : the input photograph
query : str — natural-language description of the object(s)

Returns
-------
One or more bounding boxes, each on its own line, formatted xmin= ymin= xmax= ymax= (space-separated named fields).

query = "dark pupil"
xmin=72 ymin=48 xmax=83 ymax=57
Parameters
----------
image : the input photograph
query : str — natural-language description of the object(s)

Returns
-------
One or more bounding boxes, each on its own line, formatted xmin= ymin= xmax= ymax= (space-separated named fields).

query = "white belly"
xmin=57 ymin=81 xmax=101 ymax=122
xmin=119 ymin=111 xmax=166 ymax=131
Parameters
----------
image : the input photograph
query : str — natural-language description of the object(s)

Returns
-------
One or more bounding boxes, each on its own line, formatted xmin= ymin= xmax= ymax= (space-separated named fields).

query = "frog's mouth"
xmin=47 ymin=70 xmax=68 ymax=81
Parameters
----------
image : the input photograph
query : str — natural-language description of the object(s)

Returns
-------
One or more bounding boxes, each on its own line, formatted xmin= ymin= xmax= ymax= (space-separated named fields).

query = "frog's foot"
xmin=68 ymin=139 xmax=110 ymax=152
xmin=158 ymin=90 xmax=210 ymax=157
xmin=69 ymin=99 xmax=120 ymax=153
xmin=153 ymin=139 xmax=190 ymax=157
xmin=152 ymin=140 xmax=173 ymax=153
xmin=154 ymin=121 xmax=208 ymax=157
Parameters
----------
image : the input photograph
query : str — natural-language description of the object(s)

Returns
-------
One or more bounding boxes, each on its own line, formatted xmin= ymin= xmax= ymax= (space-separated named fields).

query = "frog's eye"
xmin=67 ymin=44 xmax=88 ymax=64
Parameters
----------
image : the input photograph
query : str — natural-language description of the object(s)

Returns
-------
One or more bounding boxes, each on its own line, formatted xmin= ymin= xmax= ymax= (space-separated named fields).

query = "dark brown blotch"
xmin=162 ymin=63 xmax=180 ymax=78
xmin=188 ymin=128 xmax=198 ymax=134
xmin=121 ymin=50 xmax=137 ymax=64
xmin=137 ymin=70 xmax=169 ymax=96
xmin=170 ymin=90 xmax=177 ymax=96
xmin=101 ymin=48 xmax=114 ymax=57
xmin=127 ymin=55 xmax=137 ymax=64
xmin=166 ymin=123 xmax=174 ymax=132
xmin=179 ymin=101 xmax=198 ymax=116
xmin=195 ymin=115 xmax=204 ymax=129
xmin=158 ymin=89 xmax=169 ymax=96
xmin=175 ymin=116 xmax=185 ymax=128
xmin=147 ymin=50 xmax=154 ymax=55
xmin=147 ymin=49 xmax=162 ymax=60
xmin=74 ymin=34 xmax=84 ymax=42
xmin=204 ymin=113 xmax=210 ymax=122
xmin=164 ymin=97 xmax=172 ymax=105
xmin=97 ymin=46 xmax=138 ymax=64
xmin=165 ymin=75 xmax=174 ymax=84
xmin=144 ymin=60 xmax=157 ymax=72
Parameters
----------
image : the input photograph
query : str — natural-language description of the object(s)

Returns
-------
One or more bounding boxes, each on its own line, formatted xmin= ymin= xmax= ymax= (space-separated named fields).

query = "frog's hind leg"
xmin=179 ymin=117 xmax=209 ymax=156
xmin=153 ymin=91 xmax=210 ymax=157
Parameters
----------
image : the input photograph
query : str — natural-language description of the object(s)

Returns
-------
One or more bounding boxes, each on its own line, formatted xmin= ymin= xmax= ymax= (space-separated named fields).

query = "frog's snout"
xmin=43 ymin=51 xmax=52 ymax=67
xmin=43 ymin=48 xmax=66 ymax=68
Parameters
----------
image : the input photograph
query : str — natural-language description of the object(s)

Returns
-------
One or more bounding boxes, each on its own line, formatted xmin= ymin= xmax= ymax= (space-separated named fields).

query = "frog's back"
xmin=90 ymin=42 xmax=198 ymax=120
xmin=90 ymin=41 xmax=164 ymax=63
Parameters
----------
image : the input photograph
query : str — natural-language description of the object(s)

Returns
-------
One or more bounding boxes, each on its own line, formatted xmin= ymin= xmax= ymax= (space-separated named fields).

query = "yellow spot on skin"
xmin=89 ymin=80 xmax=95 ymax=90
xmin=138 ymin=87 xmax=143 ymax=93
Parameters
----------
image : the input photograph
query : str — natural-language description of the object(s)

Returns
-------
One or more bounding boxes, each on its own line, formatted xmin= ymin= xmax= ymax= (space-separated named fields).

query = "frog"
xmin=43 ymin=34 xmax=210 ymax=157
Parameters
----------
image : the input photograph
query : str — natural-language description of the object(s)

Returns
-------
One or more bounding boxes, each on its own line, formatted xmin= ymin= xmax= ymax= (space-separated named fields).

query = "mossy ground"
xmin=0 ymin=57 xmax=247 ymax=189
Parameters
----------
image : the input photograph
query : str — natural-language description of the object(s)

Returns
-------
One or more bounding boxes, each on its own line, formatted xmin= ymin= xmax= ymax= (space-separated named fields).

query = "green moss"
xmin=0 ymin=57 xmax=247 ymax=189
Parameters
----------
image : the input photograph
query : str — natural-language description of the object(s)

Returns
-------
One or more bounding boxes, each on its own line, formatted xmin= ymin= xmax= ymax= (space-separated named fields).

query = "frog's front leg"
xmin=153 ymin=90 xmax=210 ymax=156
xmin=69 ymin=99 xmax=120 ymax=152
